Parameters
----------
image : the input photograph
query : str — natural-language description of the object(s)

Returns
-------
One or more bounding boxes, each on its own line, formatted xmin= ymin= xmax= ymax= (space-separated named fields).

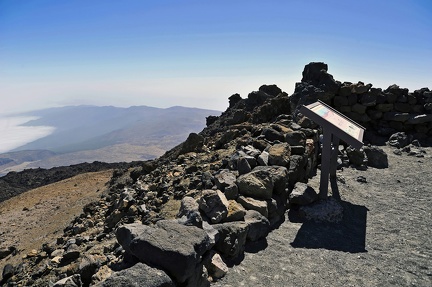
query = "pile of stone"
xmin=291 ymin=62 xmax=432 ymax=146
xmin=1 ymin=63 xmax=430 ymax=287
xmin=101 ymin=110 xmax=322 ymax=286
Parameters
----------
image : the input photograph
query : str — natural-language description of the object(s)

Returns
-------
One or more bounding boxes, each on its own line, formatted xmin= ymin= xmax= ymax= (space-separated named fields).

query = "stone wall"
xmin=292 ymin=62 xmax=432 ymax=145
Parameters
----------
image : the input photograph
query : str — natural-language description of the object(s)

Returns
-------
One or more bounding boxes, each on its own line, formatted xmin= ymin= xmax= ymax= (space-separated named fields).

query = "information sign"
xmin=300 ymin=100 xmax=365 ymax=198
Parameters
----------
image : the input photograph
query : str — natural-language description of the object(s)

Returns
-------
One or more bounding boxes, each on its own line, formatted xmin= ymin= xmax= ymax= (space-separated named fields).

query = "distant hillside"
xmin=0 ymin=105 xmax=220 ymax=175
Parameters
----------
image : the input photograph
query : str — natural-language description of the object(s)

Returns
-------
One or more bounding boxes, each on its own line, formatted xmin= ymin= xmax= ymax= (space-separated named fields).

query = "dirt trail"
xmin=0 ymin=170 xmax=112 ymax=271
xmin=213 ymin=145 xmax=432 ymax=287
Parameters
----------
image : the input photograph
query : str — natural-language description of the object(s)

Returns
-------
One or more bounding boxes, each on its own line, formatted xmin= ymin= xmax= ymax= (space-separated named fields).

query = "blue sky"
xmin=0 ymin=0 xmax=431 ymax=114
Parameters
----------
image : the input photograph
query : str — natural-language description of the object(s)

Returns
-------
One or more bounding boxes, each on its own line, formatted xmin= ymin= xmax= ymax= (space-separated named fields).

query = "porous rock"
xmin=236 ymin=169 xmax=274 ymax=200
xmin=257 ymin=151 xmax=269 ymax=166
xmin=2 ymin=264 xmax=14 ymax=283
xmin=267 ymin=142 xmax=291 ymax=166
xmin=115 ymin=220 xmax=213 ymax=284
xmin=237 ymin=157 xmax=252 ymax=175
xmin=345 ymin=146 xmax=366 ymax=166
xmin=198 ymin=189 xmax=229 ymax=224
xmin=214 ymin=169 xmax=238 ymax=200
xmin=244 ymin=210 xmax=271 ymax=241
xmin=289 ymin=182 xmax=319 ymax=205
xmin=364 ymin=145 xmax=389 ymax=168
xmin=177 ymin=196 xmax=203 ymax=227
xmin=388 ymin=132 xmax=410 ymax=148
xmin=78 ymin=254 xmax=99 ymax=286
xmin=97 ymin=263 xmax=174 ymax=287
xmin=224 ymin=200 xmax=246 ymax=222
xmin=180 ymin=133 xmax=204 ymax=154
xmin=212 ymin=222 xmax=249 ymax=259
xmin=237 ymin=195 xmax=268 ymax=218
xmin=285 ymin=130 xmax=306 ymax=146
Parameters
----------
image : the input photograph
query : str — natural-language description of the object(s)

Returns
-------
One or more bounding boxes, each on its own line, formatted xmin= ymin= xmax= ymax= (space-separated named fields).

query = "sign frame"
xmin=300 ymin=100 xmax=365 ymax=198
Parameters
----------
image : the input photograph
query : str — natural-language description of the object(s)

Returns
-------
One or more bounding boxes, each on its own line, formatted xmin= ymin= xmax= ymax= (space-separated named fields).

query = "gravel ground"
xmin=213 ymin=145 xmax=432 ymax=287
xmin=0 ymin=170 xmax=113 ymax=272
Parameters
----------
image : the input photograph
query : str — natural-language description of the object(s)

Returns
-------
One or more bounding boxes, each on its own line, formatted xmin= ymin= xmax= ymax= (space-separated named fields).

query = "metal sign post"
xmin=300 ymin=100 xmax=365 ymax=198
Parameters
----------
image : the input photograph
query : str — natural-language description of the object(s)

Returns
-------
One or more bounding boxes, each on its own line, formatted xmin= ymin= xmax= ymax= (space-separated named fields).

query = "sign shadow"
xmin=290 ymin=178 xmax=368 ymax=253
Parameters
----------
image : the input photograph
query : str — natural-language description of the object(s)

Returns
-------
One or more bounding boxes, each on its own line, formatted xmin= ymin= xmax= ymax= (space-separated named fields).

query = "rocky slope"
xmin=0 ymin=62 xmax=430 ymax=286
xmin=0 ymin=170 xmax=114 ymax=273
xmin=0 ymin=161 xmax=138 ymax=204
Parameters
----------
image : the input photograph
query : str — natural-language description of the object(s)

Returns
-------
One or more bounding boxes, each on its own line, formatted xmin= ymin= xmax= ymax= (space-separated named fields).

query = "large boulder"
xmin=244 ymin=210 xmax=271 ymax=241
xmin=177 ymin=196 xmax=203 ymax=227
xmin=198 ymin=190 xmax=229 ymax=224
xmin=301 ymin=62 xmax=340 ymax=97
xmin=268 ymin=143 xmax=291 ymax=166
xmin=214 ymin=169 xmax=238 ymax=200
xmin=180 ymin=133 xmax=204 ymax=154
xmin=257 ymin=151 xmax=269 ymax=166
xmin=253 ymin=166 xmax=289 ymax=196
xmin=261 ymin=127 xmax=285 ymax=142
xmin=98 ymin=263 xmax=174 ymax=287
xmin=237 ymin=196 xmax=269 ymax=218
xmin=1 ymin=264 xmax=14 ymax=285
xmin=237 ymin=157 xmax=252 ymax=175
xmin=116 ymin=221 xmax=213 ymax=285
xmin=364 ymin=146 xmax=389 ymax=168
xmin=259 ymin=84 xmax=282 ymax=96
xmin=78 ymin=255 xmax=100 ymax=286
xmin=236 ymin=166 xmax=289 ymax=200
xmin=224 ymin=200 xmax=246 ymax=222
xmin=287 ymin=155 xmax=308 ymax=185
xmin=212 ymin=222 xmax=249 ymax=259
xmin=285 ymin=131 xmax=306 ymax=146
xmin=346 ymin=146 xmax=366 ymax=166
xmin=289 ymin=182 xmax=319 ymax=205
xmin=236 ymin=170 xmax=274 ymax=199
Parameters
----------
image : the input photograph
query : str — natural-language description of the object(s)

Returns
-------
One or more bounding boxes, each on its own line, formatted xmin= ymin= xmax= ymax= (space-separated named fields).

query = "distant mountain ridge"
xmin=0 ymin=105 xmax=220 ymax=175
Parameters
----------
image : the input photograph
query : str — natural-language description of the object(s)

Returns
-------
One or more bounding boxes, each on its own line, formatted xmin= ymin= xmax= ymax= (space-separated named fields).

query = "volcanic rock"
xmin=115 ymin=221 xmax=213 ymax=284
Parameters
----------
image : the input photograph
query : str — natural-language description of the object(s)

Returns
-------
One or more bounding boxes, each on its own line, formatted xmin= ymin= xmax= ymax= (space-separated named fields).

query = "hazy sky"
xmin=1 ymin=0 xmax=431 ymax=115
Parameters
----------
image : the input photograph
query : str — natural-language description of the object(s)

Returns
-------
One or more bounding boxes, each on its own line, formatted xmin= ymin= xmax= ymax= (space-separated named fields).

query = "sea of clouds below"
xmin=0 ymin=116 xmax=55 ymax=154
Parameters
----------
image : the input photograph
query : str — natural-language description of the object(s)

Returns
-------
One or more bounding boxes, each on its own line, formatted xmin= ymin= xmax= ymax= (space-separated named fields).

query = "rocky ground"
xmin=0 ymin=62 xmax=431 ymax=286
xmin=0 ymin=170 xmax=113 ymax=273
xmin=0 ymin=162 xmax=136 ymax=203
xmin=213 ymin=145 xmax=432 ymax=287
xmin=1 ymin=145 xmax=430 ymax=286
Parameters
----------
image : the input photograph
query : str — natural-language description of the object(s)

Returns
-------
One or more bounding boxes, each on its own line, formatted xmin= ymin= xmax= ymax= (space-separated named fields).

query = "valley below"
xmin=0 ymin=105 xmax=220 ymax=176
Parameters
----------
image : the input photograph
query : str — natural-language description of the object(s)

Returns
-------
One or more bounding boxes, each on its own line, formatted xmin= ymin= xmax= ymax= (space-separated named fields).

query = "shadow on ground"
xmin=289 ymin=178 xmax=369 ymax=253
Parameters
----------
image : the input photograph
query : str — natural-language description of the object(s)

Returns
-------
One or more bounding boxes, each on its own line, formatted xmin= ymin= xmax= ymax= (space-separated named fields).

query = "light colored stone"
xmin=236 ymin=170 xmax=274 ymax=200
xmin=224 ymin=200 xmax=246 ymax=222
xmin=91 ymin=265 xmax=113 ymax=284
xmin=237 ymin=196 xmax=268 ymax=218
xmin=268 ymin=143 xmax=291 ymax=166
xmin=207 ymin=252 xmax=229 ymax=280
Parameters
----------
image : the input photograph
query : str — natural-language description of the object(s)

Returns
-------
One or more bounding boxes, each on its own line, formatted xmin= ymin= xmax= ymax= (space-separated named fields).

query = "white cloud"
xmin=0 ymin=117 xmax=55 ymax=153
